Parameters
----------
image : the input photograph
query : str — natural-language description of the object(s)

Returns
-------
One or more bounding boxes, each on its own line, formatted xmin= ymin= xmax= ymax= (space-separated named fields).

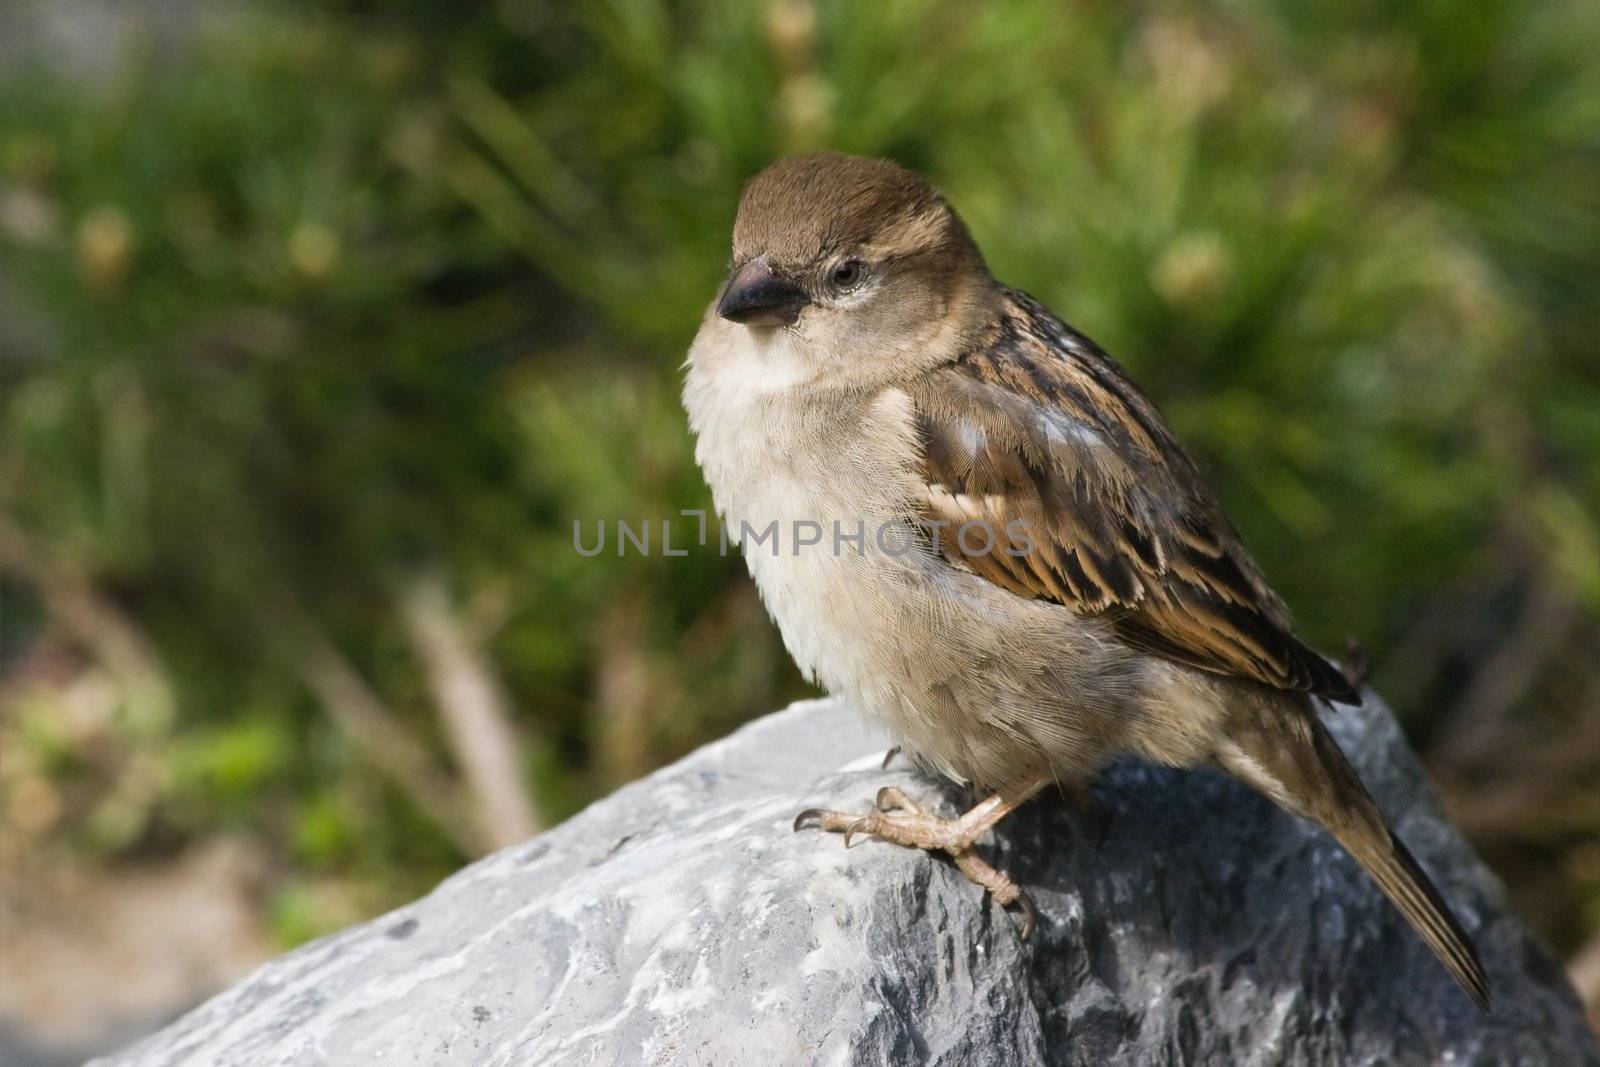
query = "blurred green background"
xmin=2 ymin=0 xmax=1597 ymax=1052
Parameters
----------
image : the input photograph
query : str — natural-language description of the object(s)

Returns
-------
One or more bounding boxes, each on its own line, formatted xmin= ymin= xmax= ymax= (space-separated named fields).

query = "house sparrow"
xmin=682 ymin=152 xmax=1488 ymax=1009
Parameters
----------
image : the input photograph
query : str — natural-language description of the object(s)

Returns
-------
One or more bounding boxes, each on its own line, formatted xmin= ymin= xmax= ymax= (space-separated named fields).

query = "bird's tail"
xmin=1331 ymin=816 xmax=1490 ymax=1010
xmin=1215 ymin=695 xmax=1490 ymax=1011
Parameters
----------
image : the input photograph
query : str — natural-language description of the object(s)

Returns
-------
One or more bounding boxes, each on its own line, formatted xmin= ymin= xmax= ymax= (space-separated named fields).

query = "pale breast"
xmin=683 ymin=327 xmax=1141 ymax=787
xmin=691 ymin=377 xmax=930 ymax=686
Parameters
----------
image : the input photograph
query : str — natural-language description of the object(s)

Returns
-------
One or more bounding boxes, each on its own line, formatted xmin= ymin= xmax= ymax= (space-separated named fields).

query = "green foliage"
xmin=1 ymin=0 xmax=1595 ymax=949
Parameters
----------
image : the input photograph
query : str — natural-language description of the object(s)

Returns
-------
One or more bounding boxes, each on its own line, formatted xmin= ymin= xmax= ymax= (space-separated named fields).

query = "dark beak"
xmin=717 ymin=257 xmax=806 ymax=327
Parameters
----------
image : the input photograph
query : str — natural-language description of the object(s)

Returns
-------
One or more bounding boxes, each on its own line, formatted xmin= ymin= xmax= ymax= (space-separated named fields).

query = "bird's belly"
xmin=688 ymin=379 xmax=1137 ymax=788
xmin=733 ymin=492 xmax=1137 ymax=789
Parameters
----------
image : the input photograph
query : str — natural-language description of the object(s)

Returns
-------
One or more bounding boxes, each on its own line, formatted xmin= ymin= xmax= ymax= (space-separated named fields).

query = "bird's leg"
xmin=794 ymin=776 xmax=1049 ymax=935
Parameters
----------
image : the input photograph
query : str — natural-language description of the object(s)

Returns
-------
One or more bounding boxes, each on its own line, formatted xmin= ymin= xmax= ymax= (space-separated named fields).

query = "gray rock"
xmin=95 ymin=694 xmax=1597 ymax=1066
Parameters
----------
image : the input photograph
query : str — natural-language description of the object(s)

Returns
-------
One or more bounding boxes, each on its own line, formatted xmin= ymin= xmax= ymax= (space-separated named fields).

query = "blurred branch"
xmin=1433 ymin=576 xmax=1584 ymax=773
xmin=591 ymin=589 xmax=652 ymax=787
xmin=434 ymin=79 xmax=625 ymax=299
xmin=1380 ymin=534 xmax=1511 ymax=715
xmin=1441 ymin=670 xmax=1600 ymax=842
xmin=433 ymin=147 xmax=590 ymax=286
xmin=281 ymin=606 xmax=481 ymax=858
xmin=399 ymin=570 xmax=540 ymax=848
xmin=1569 ymin=932 xmax=1600 ymax=1036
xmin=447 ymin=76 xmax=599 ymax=223
xmin=0 ymin=514 xmax=173 ymax=729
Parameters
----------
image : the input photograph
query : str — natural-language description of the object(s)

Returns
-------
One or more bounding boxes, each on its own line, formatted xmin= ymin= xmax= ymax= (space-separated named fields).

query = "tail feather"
xmin=1334 ymin=823 xmax=1491 ymax=1011
xmin=1215 ymin=696 xmax=1491 ymax=1010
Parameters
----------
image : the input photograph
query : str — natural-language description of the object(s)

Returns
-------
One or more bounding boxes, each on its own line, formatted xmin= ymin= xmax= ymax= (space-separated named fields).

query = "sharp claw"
xmin=1013 ymin=890 xmax=1037 ymax=940
xmin=843 ymin=816 xmax=874 ymax=848
xmin=875 ymin=786 xmax=898 ymax=812
xmin=881 ymin=746 xmax=901 ymax=770
xmin=793 ymin=809 xmax=824 ymax=832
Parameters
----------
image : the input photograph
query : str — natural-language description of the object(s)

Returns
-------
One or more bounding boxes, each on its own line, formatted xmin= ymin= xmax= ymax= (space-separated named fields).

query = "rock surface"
xmin=95 ymin=694 xmax=1597 ymax=1066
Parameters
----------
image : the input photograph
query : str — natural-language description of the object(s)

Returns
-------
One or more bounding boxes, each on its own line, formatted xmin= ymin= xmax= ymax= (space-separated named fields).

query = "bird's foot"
xmin=794 ymin=785 xmax=1037 ymax=937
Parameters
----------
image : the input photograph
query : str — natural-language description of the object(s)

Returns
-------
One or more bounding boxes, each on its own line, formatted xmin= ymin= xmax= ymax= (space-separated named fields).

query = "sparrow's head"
xmin=713 ymin=153 xmax=992 ymax=366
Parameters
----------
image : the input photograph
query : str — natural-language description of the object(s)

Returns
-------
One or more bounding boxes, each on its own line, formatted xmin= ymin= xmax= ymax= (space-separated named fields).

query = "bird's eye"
xmin=831 ymin=259 xmax=865 ymax=288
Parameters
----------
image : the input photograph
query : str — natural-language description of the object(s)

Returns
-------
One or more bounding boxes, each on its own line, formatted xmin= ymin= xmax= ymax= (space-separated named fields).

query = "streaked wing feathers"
xmin=910 ymin=288 xmax=1358 ymax=704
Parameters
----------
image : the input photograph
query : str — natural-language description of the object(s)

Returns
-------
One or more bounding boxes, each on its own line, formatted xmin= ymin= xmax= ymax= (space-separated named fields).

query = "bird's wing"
xmin=907 ymin=288 xmax=1358 ymax=704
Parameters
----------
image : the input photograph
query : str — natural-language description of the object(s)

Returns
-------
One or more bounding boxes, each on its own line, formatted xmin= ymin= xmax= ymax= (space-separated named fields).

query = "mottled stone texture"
xmin=96 ymin=695 xmax=1596 ymax=1066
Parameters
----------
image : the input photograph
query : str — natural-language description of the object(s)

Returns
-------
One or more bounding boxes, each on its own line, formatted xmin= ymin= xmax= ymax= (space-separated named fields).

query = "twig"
xmin=592 ymin=589 xmax=653 ymax=786
xmin=1441 ymin=670 xmax=1600 ymax=841
xmin=399 ymin=571 xmax=540 ymax=848
xmin=1433 ymin=578 xmax=1582 ymax=772
xmin=1567 ymin=932 xmax=1600 ymax=1036
xmin=285 ymin=608 xmax=481 ymax=858
xmin=0 ymin=513 xmax=174 ymax=727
